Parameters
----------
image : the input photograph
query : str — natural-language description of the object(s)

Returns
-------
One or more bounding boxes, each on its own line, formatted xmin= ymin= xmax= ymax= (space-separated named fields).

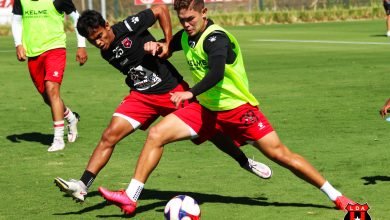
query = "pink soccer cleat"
xmin=98 ymin=187 xmax=137 ymax=215
xmin=334 ymin=195 xmax=356 ymax=211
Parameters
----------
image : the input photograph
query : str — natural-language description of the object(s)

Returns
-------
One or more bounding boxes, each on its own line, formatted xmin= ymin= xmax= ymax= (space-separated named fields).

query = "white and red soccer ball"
xmin=164 ymin=195 xmax=201 ymax=220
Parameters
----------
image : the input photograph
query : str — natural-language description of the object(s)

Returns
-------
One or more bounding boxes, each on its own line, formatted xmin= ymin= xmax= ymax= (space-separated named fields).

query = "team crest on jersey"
xmin=240 ymin=110 xmax=258 ymax=125
xmin=344 ymin=203 xmax=371 ymax=220
xmin=121 ymin=38 xmax=132 ymax=48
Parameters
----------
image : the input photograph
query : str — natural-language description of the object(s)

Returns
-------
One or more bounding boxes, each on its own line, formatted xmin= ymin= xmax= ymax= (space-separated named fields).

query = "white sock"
xmin=125 ymin=178 xmax=144 ymax=202
xmin=64 ymin=107 xmax=76 ymax=124
xmin=320 ymin=181 xmax=342 ymax=201
xmin=53 ymin=120 xmax=65 ymax=140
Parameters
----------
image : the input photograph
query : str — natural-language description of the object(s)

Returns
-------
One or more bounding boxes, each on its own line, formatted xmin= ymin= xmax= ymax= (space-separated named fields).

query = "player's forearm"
xmin=152 ymin=5 xmax=172 ymax=44
xmin=190 ymin=55 xmax=225 ymax=96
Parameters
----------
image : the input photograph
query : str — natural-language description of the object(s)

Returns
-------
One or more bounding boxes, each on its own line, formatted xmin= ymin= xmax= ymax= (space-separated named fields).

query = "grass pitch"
xmin=0 ymin=19 xmax=389 ymax=219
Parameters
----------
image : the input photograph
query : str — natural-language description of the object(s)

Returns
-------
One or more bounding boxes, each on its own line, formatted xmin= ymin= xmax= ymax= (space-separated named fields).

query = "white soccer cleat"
xmin=243 ymin=158 xmax=272 ymax=179
xmin=67 ymin=112 xmax=80 ymax=143
xmin=48 ymin=137 xmax=65 ymax=152
xmin=54 ymin=177 xmax=87 ymax=202
xmin=387 ymin=31 xmax=390 ymax=37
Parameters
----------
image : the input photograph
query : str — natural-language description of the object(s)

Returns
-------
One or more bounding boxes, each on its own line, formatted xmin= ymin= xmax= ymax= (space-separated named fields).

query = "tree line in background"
xmin=0 ymin=0 xmax=384 ymax=35
xmin=73 ymin=0 xmax=379 ymax=18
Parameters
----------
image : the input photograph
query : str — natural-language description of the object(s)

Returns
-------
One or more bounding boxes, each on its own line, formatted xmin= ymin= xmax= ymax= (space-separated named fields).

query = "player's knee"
xmin=44 ymin=82 xmax=60 ymax=97
xmin=147 ymin=126 xmax=166 ymax=145
xmin=100 ymin=128 xmax=119 ymax=147
xmin=267 ymin=143 xmax=293 ymax=164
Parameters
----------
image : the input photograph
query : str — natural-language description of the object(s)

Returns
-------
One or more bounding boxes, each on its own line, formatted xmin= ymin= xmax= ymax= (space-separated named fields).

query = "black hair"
xmin=77 ymin=10 xmax=106 ymax=38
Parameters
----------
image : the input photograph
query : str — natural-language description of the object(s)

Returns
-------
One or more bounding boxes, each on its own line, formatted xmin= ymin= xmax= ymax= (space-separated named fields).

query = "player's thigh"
xmin=44 ymin=49 xmax=66 ymax=84
xmin=103 ymin=116 xmax=136 ymax=142
xmin=253 ymin=131 xmax=290 ymax=158
xmin=28 ymin=57 xmax=46 ymax=94
xmin=148 ymin=113 xmax=193 ymax=144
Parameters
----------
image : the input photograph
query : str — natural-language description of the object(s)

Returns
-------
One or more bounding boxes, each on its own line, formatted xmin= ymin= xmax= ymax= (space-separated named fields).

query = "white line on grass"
xmin=252 ymin=39 xmax=390 ymax=45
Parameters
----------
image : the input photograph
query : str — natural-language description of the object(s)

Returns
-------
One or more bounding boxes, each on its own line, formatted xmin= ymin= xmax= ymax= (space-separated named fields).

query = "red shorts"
xmin=27 ymin=48 xmax=66 ymax=94
xmin=173 ymin=102 xmax=274 ymax=146
xmin=114 ymin=81 xmax=190 ymax=130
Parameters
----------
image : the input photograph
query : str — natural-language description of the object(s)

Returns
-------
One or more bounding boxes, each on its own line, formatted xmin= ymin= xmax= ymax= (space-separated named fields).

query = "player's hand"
xmin=144 ymin=41 xmax=161 ymax=56
xmin=76 ymin=47 xmax=88 ymax=66
xmin=15 ymin=45 xmax=26 ymax=62
xmin=380 ymin=98 xmax=390 ymax=118
xmin=170 ymin=91 xmax=193 ymax=108
xmin=144 ymin=41 xmax=171 ymax=59
xmin=157 ymin=42 xmax=171 ymax=59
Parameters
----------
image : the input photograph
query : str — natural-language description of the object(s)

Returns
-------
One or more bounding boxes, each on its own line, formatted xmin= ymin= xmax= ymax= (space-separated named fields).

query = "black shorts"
xmin=384 ymin=0 xmax=390 ymax=15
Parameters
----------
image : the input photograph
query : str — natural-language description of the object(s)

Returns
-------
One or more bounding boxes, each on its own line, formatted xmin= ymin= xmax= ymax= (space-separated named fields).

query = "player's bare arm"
xmin=151 ymin=4 xmax=172 ymax=58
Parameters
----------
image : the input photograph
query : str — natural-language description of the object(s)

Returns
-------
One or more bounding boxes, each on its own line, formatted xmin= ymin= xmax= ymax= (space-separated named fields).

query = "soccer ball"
xmin=164 ymin=195 xmax=201 ymax=220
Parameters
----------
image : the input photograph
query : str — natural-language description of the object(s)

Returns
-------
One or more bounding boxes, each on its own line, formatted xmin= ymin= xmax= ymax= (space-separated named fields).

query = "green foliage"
xmin=1 ymin=20 xmax=390 ymax=219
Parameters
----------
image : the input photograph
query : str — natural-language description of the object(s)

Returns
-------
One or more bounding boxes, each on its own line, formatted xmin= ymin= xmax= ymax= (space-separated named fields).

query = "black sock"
xmin=80 ymin=170 xmax=96 ymax=189
xmin=237 ymin=151 xmax=249 ymax=167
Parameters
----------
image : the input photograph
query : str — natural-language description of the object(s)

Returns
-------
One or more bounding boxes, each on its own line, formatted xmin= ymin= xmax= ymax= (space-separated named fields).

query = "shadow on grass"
xmin=53 ymin=188 xmax=333 ymax=217
xmin=369 ymin=34 xmax=388 ymax=38
xmin=361 ymin=175 xmax=390 ymax=185
xmin=6 ymin=132 xmax=52 ymax=146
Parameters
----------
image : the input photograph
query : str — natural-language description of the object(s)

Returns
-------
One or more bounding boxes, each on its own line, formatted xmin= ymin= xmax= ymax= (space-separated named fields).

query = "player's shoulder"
xmin=205 ymin=30 xmax=229 ymax=44
xmin=53 ymin=0 xmax=76 ymax=14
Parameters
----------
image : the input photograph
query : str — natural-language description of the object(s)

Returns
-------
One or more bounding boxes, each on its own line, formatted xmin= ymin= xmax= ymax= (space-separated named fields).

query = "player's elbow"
xmin=151 ymin=4 xmax=168 ymax=18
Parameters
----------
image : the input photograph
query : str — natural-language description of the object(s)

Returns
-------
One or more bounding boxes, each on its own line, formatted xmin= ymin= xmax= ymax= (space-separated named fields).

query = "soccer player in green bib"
xmin=98 ymin=0 xmax=356 ymax=216
xmin=12 ymin=0 xmax=87 ymax=152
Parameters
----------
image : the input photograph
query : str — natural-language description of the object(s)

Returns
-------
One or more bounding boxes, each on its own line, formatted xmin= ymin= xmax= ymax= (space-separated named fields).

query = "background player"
xmin=383 ymin=0 xmax=390 ymax=36
xmin=11 ymin=0 xmax=87 ymax=152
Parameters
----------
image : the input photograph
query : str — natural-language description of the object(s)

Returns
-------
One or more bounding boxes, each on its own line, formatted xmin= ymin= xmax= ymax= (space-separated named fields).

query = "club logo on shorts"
xmin=344 ymin=203 xmax=371 ymax=220
xmin=121 ymin=37 xmax=133 ymax=48
xmin=53 ymin=71 xmax=59 ymax=77
xmin=240 ymin=110 xmax=258 ymax=125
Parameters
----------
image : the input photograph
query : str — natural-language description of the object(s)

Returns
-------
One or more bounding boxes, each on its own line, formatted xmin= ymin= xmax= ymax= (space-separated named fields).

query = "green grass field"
xmin=1 ymin=19 xmax=390 ymax=219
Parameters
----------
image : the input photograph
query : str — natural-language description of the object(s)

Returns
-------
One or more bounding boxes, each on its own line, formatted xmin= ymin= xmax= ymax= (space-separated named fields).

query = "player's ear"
xmin=105 ymin=21 xmax=110 ymax=30
xmin=201 ymin=7 xmax=207 ymax=19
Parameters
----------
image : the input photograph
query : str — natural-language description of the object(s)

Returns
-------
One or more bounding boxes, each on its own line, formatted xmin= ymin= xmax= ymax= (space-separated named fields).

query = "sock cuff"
xmin=54 ymin=120 xmax=65 ymax=127
xmin=64 ymin=107 xmax=70 ymax=116
xmin=126 ymin=178 xmax=144 ymax=202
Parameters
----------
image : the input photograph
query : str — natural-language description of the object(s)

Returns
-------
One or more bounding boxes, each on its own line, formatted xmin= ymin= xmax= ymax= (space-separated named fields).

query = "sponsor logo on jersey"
xmin=24 ymin=9 xmax=48 ymax=17
xmin=208 ymin=36 xmax=217 ymax=42
xmin=187 ymin=59 xmax=207 ymax=70
xmin=131 ymin=16 xmax=139 ymax=24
